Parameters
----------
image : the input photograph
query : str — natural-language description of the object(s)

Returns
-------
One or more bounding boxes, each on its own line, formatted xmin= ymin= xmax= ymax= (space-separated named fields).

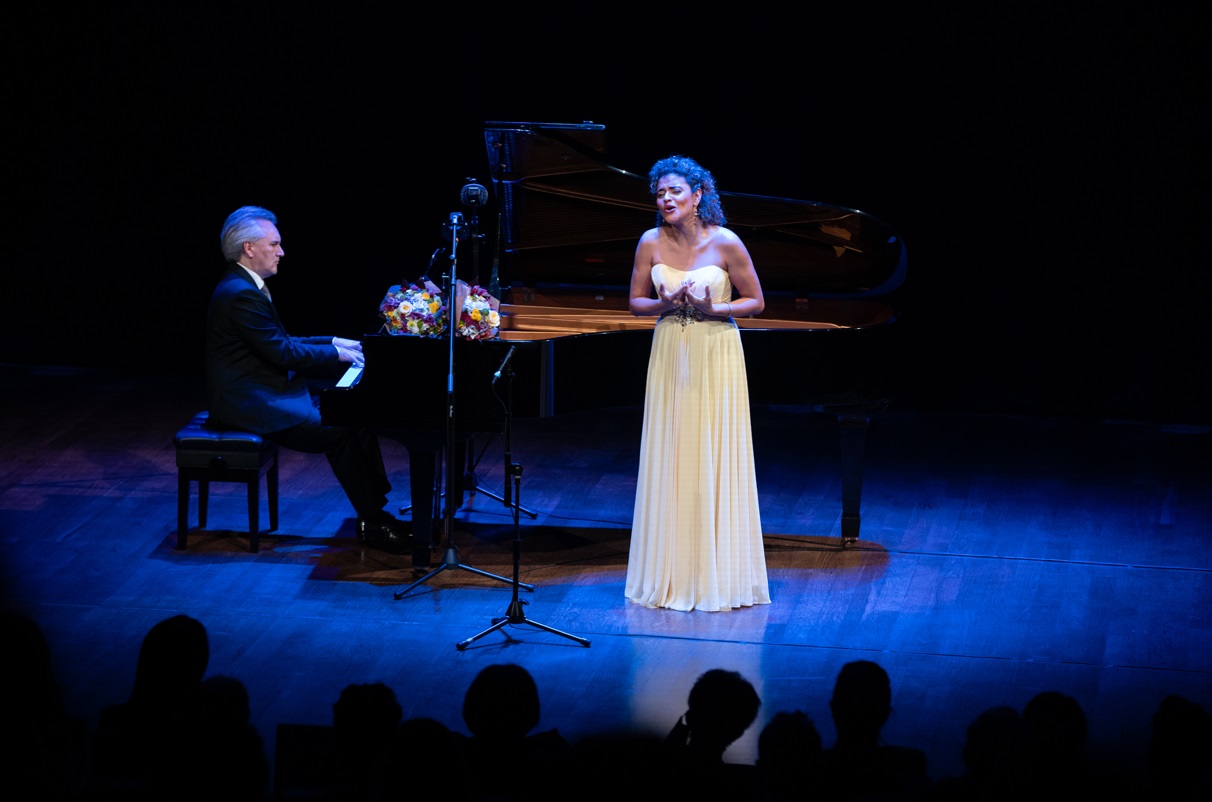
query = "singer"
xmin=623 ymin=155 xmax=770 ymax=613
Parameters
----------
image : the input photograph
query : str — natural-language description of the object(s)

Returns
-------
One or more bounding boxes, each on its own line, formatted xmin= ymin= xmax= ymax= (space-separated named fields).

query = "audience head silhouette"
xmin=672 ymin=668 xmax=761 ymax=761
xmin=757 ymin=709 xmax=823 ymax=800
xmin=462 ymin=662 xmax=542 ymax=740
xmin=457 ymin=663 xmax=573 ymax=802
xmin=820 ymin=659 xmax=931 ymax=800
xmin=198 ymin=674 xmax=252 ymax=724
xmin=1020 ymin=690 xmax=1093 ymax=794
xmin=333 ymin=681 xmax=403 ymax=742
xmin=759 ymin=708 xmax=822 ymax=763
xmin=961 ymin=704 xmax=1027 ymax=779
xmin=129 ymin=613 xmax=209 ymax=708
xmin=0 ymin=611 xmax=85 ymax=801
xmin=377 ymin=716 xmax=471 ymax=799
xmin=659 ymin=668 xmax=762 ymax=799
xmin=829 ymin=659 xmax=892 ymax=747
xmin=1023 ymin=690 xmax=1087 ymax=754
xmin=1146 ymin=693 xmax=1212 ymax=797
xmin=2 ymin=611 xmax=67 ymax=712
xmin=179 ymin=674 xmax=268 ymax=801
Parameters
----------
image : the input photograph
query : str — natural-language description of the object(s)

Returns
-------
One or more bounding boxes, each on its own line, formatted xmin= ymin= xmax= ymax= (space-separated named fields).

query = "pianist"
xmin=205 ymin=205 xmax=409 ymax=553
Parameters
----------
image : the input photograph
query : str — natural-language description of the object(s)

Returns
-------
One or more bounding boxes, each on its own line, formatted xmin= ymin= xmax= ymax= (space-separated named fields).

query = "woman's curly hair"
xmin=648 ymin=155 xmax=727 ymax=227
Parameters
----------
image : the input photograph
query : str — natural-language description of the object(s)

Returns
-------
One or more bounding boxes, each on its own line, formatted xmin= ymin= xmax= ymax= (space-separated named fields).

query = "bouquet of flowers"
xmin=379 ymin=283 xmax=446 ymax=337
xmin=455 ymin=282 xmax=501 ymax=341
xmin=378 ymin=279 xmax=500 ymax=340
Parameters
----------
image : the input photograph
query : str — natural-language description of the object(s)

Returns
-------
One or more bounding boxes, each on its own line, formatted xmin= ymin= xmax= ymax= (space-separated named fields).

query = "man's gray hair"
xmin=220 ymin=206 xmax=277 ymax=262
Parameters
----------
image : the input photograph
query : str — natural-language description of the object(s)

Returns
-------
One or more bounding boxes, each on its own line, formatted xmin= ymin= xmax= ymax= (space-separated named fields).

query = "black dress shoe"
xmin=357 ymin=518 xmax=411 ymax=554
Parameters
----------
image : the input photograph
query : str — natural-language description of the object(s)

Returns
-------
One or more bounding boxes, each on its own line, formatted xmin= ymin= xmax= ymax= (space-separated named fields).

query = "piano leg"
xmin=836 ymin=411 xmax=870 ymax=546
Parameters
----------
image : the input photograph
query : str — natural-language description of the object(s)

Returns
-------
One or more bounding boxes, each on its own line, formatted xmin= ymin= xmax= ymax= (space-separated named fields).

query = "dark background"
xmin=5 ymin=5 xmax=1209 ymax=423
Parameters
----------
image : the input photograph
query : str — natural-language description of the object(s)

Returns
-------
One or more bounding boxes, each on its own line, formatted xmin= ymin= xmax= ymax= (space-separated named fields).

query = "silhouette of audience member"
xmin=86 ymin=613 xmax=210 ymax=798
xmin=375 ymin=716 xmax=472 ymax=801
xmin=663 ymin=668 xmax=762 ymax=797
xmin=148 ymin=673 xmax=269 ymax=801
xmin=1144 ymin=693 xmax=1212 ymax=799
xmin=455 ymin=662 xmax=573 ymax=801
xmin=201 ymin=675 xmax=269 ymax=797
xmin=199 ymin=673 xmax=253 ymax=723
xmin=0 ymin=611 xmax=88 ymax=801
xmin=924 ymin=705 xmax=1027 ymax=801
xmin=571 ymin=727 xmax=668 ymax=799
xmin=328 ymin=681 xmax=404 ymax=801
xmin=1019 ymin=689 xmax=1104 ymax=796
xmin=818 ymin=660 xmax=930 ymax=801
xmin=756 ymin=709 xmax=823 ymax=801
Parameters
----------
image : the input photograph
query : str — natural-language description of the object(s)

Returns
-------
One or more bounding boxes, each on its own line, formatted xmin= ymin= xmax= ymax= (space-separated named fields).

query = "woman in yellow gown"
xmin=624 ymin=155 xmax=771 ymax=612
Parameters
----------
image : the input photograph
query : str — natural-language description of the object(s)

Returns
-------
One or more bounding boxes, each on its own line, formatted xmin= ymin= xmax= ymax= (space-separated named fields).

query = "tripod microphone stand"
xmin=457 ymin=361 xmax=590 ymax=650
xmin=394 ymin=204 xmax=516 ymax=600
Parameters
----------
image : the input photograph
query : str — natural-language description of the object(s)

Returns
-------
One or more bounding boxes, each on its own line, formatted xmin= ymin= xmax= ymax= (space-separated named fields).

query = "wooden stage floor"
xmin=2 ymin=363 xmax=1209 ymax=791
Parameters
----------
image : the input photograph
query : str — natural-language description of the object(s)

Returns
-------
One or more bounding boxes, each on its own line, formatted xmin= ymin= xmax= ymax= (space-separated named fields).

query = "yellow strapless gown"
xmin=624 ymin=264 xmax=771 ymax=612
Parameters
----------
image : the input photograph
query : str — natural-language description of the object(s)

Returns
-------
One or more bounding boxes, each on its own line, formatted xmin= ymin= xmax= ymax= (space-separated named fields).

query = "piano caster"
xmin=841 ymin=513 xmax=861 ymax=547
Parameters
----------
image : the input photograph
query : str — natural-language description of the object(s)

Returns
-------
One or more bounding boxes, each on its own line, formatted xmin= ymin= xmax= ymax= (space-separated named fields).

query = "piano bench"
xmin=174 ymin=411 xmax=278 ymax=553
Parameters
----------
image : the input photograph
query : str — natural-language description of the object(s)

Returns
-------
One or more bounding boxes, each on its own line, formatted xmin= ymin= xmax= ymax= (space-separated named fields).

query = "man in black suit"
xmin=205 ymin=205 xmax=408 ymax=552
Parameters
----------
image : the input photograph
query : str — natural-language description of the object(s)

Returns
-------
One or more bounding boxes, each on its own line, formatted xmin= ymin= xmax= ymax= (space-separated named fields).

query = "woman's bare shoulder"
xmin=714 ymin=225 xmax=744 ymax=244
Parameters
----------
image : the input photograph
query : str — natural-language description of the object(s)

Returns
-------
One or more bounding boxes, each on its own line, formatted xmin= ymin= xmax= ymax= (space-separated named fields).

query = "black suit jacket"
xmin=204 ymin=263 xmax=341 ymax=433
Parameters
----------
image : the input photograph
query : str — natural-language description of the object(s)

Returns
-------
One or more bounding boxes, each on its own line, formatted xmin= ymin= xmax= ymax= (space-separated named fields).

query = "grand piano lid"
xmin=483 ymin=121 xmax=907 ymax=301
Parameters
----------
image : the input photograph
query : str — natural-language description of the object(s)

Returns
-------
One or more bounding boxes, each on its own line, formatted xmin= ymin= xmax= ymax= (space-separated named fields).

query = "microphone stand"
xmin=394 ymin=210 xmax=514 ymax=599
xmin=457 ymin=359 xmax=590 ymax=650
xmin=452 ymin=181 xmax=538 ymax=518
xmin=396 ymin=193 xmax=537 ymax=520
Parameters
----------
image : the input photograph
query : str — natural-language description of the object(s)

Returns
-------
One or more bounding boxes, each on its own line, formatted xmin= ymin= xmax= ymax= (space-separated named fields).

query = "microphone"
xmin=460 ymin=182 xmax=488 ymax=208
xmin=444 ymin=212 xmax=465 ymax=243
xmin=491 ymin=345 xmax=517 ymax=384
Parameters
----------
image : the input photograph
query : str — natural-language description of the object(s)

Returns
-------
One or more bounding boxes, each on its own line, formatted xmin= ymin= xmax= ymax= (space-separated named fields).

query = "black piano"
xmin=322 ymin=120 xmax=907 ymax=543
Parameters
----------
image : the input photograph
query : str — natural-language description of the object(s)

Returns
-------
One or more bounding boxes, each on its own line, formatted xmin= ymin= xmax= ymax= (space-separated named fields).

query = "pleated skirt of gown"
xmin=624 ymin=314 xmax=771 ymax=612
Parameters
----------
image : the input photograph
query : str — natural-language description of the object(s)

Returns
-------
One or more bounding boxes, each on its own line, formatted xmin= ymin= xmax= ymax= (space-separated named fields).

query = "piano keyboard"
xmin=336 ymin=365 xmax=363 ymax=388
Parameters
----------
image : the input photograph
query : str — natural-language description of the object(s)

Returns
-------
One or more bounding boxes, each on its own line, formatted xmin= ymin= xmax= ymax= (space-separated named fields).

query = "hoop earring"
xmin=694 ymin=206 xmax=701 ymax=218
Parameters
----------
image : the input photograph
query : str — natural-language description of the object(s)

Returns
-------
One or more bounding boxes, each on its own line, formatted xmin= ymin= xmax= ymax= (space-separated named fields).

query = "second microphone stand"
xmin=457 ymin=361 xmax=590 ymax=650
